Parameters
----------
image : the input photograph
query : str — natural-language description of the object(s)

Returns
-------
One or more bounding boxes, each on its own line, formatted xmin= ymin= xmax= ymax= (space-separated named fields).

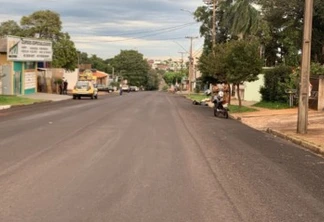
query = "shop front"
xmin=0 ymin=36 xmax=52 ymax=95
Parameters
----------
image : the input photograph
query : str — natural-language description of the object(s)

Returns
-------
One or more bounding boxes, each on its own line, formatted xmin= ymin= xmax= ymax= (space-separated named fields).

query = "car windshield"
xmin=76 ymin=81 xmax=89 ymax=88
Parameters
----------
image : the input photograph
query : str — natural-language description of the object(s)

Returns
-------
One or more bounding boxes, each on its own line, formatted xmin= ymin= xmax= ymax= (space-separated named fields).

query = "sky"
xmin=0 ymin=0 xmax=206 ymax=61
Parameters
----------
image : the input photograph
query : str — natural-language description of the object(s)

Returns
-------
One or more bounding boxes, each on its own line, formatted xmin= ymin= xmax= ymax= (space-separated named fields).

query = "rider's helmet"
xmin=218 ymin=90 xmax=224 ymax=98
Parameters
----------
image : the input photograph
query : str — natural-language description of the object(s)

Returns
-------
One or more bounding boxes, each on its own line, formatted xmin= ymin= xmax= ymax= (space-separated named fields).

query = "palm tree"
xmin=222 ymin=0 xmax=261 ymax=40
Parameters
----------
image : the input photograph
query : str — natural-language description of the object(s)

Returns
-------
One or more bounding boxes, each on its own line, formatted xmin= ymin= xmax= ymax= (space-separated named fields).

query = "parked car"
xmin=130 ymin=86 xmax=139 ymax=92
xmin=121 ymin=85 xmax=130 ymax=92
xmin=72 ymin=80 xmax=98 ymax=100
xmin=97 ymin=84 xmax=114 ymax=93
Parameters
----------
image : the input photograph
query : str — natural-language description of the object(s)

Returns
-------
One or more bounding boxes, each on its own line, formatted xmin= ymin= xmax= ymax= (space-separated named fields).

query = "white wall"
xmin=63 ymin=69 xmax=78 ymax=90
xmin=243 ymin=74 xmax=264 ymax=102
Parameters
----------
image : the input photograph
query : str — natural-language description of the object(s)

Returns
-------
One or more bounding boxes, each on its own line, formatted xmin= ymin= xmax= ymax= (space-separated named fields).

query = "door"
xmin=13 ymin=62 xmax=23 ymax=95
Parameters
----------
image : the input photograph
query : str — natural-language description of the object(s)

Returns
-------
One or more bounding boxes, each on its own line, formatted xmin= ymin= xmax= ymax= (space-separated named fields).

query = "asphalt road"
xmin=0 ymin=92 xmax=324 ymax=222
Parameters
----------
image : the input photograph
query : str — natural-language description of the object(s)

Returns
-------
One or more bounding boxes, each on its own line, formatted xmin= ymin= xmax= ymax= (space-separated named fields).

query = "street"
xmin=0 ymin=91 xmax=324 ymax=222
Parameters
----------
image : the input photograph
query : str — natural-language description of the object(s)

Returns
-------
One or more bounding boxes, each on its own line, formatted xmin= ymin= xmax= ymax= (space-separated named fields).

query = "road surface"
xmin=0 ymin=92 xmax=324 ymax=222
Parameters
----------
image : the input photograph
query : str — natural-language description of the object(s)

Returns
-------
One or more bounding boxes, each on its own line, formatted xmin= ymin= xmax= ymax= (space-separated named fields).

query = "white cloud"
xmin=0 ymin=0 xmax=204 ymax=60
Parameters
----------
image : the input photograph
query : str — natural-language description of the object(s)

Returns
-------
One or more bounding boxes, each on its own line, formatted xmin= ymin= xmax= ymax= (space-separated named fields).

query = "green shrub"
xmin=259 ymin=66 xmax=296 ymax=103
xmin=162 ymin=85 xmax=169 ymax=91
xmin=54 ymin=78 xmax=63 ymax=85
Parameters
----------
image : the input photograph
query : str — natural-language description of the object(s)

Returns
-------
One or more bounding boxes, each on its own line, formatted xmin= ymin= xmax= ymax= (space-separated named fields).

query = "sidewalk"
xmin=230 ymin=99 xmax=324 ymax=155
xmin=21 ymin=93 xmax=72 ymax=101
xmin=0 ymin=93 xmax=72 ymax=110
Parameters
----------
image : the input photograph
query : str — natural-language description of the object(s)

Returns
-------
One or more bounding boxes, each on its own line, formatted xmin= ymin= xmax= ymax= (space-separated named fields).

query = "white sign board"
xmin=7 ymin=36 xmax=53 ymax=62
xmin=24 ymin=71 xmax=36 ymax=90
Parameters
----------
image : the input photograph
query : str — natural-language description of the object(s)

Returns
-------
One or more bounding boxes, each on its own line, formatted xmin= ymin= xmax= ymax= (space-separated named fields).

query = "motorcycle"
xmin=213 ymin=99 xmax=229 ymax=119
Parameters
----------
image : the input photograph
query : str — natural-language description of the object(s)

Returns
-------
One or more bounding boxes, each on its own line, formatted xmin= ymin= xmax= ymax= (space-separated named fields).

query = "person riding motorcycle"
xmin=213 ymin=90 xmax=224 ymax=111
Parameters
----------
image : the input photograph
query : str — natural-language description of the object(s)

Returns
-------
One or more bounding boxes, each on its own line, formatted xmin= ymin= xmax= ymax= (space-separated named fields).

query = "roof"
xmin=0 ymin=38 xmax=7 ymax=53
xmin=93 ymin=71 xmax=108 ymax=78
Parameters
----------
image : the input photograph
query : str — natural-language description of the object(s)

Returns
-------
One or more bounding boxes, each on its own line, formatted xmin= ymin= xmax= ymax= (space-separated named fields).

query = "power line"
xmin=74 ymin=36 xmax=187 ymax=44
xmin=73 ymin=22 xmax=196 ymax=38
xmin=193 ymin=44 xmax=204 ymax=57
xmin=72 ymin=22 xmax=197 ymax=43
xmin=173 ymin=41 xmax=189 ymax=53
xmin=98 ymin=22 xmax=196 ymax=37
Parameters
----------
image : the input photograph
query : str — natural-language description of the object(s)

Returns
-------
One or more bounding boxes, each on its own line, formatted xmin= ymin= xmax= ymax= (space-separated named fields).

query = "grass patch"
xmin=186 ymin=94 xmax=210 ymax=101
xmin=229 ymin=105 xmax=258 ymax=113
xmin=253 ymin=101 xmax=291 ymax=109
xmin=0 ymin=95 xmax=44 ymax=106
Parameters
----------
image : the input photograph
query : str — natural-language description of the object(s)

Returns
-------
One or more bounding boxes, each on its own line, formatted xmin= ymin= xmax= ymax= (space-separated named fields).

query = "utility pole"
xmin=297 ymin=0 xmax=314 ymax=134
xmin=178 ymin=51 xmax=186 ymax=74
xmin=203 ymin=0 xmax=217 ymax=48
xmin=186 ymin=36 xmax=198 ymax=93
xmin=178 ymin=51 xmax=187 ymax=91
xmin=212 ymin=0 xmax=216 ymax=48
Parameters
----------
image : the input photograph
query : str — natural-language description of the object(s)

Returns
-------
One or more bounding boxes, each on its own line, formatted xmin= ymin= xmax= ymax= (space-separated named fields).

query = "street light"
xmin=108 ymin=64 xmax=115 ymax=82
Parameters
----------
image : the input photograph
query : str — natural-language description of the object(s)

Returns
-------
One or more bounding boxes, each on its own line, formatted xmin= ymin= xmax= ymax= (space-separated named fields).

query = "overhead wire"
xmin=73 ymin=22 xmax=197 ymax=43
xmin=74 ymin=36 xmax=187 ymax=44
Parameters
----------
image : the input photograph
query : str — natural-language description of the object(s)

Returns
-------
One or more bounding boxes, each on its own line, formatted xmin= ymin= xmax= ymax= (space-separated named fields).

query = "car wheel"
xmin=95 ymin=95 xmax=98 ymax=99
xmin=73 ymin=95 xmax=76 ymax=100
xmin=78 ymin=96 xmax=81 ymax=100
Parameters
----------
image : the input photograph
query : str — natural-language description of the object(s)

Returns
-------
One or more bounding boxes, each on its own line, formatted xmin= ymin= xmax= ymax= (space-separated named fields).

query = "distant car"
xmin=97 ymin=84 xmax=114 ymax=93
xmin=72 ymin=80 xmax=98 ymax=99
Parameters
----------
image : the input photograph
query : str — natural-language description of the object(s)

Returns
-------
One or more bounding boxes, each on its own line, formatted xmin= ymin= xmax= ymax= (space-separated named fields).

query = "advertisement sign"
xmin=24 ymin=71 xmax=36 ymax=90
xmin=7 ymin=36 xmax=53 ymax=62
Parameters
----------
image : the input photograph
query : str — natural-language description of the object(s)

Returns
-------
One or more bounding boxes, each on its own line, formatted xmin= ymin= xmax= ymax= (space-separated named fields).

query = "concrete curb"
xmin=266 ymin=128 xmax=324 ymax=156
xmin=226 ymin=111 xmax=323 ymax=157
xmin=0 ymin=105 xmax=11 ymax=110
xmin=187 ymin=96 xmax=323 ymax=156
xmin=0 ymin=101 xmax=53 ymax=111
xmin=228 ymin=113 xmax=241 ymax=121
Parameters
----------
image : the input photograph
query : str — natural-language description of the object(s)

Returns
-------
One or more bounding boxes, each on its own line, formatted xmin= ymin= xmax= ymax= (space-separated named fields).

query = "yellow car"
xmin=72 ymin=80 xmax=98 ymax=100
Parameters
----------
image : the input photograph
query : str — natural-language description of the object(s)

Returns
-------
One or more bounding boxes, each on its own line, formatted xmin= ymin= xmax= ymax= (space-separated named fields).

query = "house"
xmin=92 ymin=70 xmax=109 ymax=85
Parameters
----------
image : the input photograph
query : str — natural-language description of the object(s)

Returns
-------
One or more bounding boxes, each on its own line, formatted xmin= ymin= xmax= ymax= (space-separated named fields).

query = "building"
xmin=0 ymin=36 xmax=53 ymax=95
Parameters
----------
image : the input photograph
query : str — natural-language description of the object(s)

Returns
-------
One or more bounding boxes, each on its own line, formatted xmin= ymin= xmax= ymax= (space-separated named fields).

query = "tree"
xmin=222 ymin=0 xmax=261 ymax=40
xmin=88 ymin=55 xmax=107 ymax=71
xmin=52 ymin=33 xmax=78 ymax=71
xmin=194 ymin=3 xmax=231 ymax=55
xmin=20 ymin=10 xmax=62 ymax=40
xmin=198 ymin=43 xmax=227 ymax=84
xmin=111 ymin=50 xmax=150 ymax=87
xmin=146 ymin=69 xmax=160 ymax=90
xmin=78 ymin=52 xmax=91 ymax=65
xmin=19 ymin=10 xmax=80 ymax=70
xmin=0 ymin=20 xmax=22 ymax=37
xmin=163 ymin=71 xmax=185 ymax=86
xmin=255 ymin=0 xmax=324 ymax=65
xmin=224 ymin=40 xmax=263 ymax=106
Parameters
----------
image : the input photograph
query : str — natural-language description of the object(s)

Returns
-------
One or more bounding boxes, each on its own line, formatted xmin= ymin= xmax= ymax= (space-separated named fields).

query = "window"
xmin=25 ymin=62 xmax=35 ymax=70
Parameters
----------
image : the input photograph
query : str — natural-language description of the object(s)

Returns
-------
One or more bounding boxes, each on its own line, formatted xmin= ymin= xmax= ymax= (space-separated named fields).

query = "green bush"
xmin=259 ymin=66 xmax=296 ymax=103
xmin=54 ymin=78 xmax=63 ymax=85
xmin=162 ymin=85 xmax=169 ymax=91
xmin=194 ymin=87 xmax=201 ymax=94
